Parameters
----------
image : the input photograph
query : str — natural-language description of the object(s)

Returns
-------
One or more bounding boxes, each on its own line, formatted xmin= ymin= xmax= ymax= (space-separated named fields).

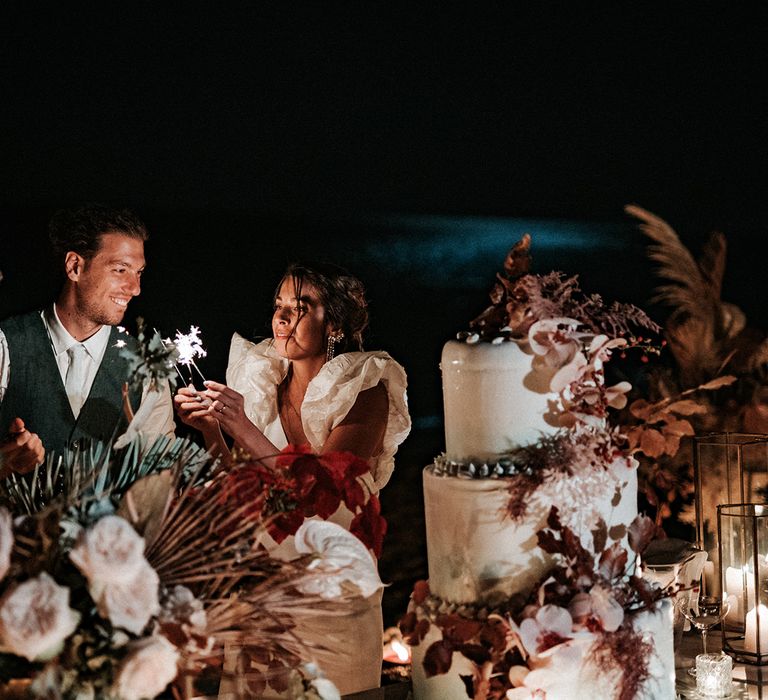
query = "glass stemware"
xmin=679 ymin=593 xmax=732 ymax=676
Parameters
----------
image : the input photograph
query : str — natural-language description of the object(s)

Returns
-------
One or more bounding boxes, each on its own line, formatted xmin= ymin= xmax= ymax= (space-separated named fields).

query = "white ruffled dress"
xmin=223 ymin=334 xmax=411 ymax=696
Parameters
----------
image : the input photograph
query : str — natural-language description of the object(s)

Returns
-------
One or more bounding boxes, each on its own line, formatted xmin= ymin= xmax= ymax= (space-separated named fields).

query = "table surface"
xmin=675 ymin=629 xmax=768 ymax=699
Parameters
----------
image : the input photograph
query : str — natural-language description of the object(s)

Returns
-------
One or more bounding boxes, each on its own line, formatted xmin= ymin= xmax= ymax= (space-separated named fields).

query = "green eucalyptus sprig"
xmin=118 ymin=317 xmax=180 ymax=393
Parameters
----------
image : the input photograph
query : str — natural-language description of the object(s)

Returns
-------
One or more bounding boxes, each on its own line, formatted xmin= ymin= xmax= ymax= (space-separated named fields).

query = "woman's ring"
xmin=219 ymin=403 xmax=227 ymax=413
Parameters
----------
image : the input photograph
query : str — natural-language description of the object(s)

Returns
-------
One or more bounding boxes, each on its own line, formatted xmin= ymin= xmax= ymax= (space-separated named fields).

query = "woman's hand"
xmin=199 ymin=380 xmax=249 ymax=439
xmin=173 ymin=384 xmax=219 ymax=433
xmin=194 ymin=380 xmax=281 ymax=468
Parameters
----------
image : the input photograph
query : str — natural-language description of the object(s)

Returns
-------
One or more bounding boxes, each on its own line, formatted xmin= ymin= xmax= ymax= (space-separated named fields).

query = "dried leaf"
xmin=665 ymin=400 xmax=707 ymax=416
xmin=698 ymin=375 xmax=738 ymax=391
xmin=592 ymin=519 xmax=608 ymax=554
xmin=627 ymin=515 xmax=656 ymax=554
xmin=662 ymin=418 xmax=695 ymax=437
xmin=598 ymin=543 xmax=628 ymax=580
xmin=608 ymin=524 xmax=626 ymax=542
xmin=423 ymin=640 xmax=454 ymax=677
xmin=639 ymin=428 xmax=667 ymax=458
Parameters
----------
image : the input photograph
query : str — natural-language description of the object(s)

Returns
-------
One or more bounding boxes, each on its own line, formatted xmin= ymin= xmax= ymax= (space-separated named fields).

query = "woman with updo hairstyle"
xmin=174 ymin=261 xmax=411 ymax=696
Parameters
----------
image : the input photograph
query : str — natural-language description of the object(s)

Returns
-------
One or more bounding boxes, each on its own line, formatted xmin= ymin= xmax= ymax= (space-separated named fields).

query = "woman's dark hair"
xmin=48 ymin=203 xmax=149 ymax=261
xmin=274 ymin=262 xmax=369 ymax=353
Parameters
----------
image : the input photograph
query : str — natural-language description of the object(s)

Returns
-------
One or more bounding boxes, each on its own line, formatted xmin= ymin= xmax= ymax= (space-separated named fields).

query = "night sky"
xmin=2 ymin=6 xmax=766 ymax=221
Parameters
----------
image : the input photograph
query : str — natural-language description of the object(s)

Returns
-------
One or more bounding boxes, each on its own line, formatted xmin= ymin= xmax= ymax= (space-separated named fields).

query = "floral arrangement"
xmin=0 ymin=319 xmax=384 ymax=699
xmin=221 ymin=445 xmax=387 ymax=557
xmin=399 ymin=231 xmax=733 ymax=699
xmin=0 ymin=437 xmax=381 ymax=699
xmin=455 ymin=233 xmax=663 ymax=523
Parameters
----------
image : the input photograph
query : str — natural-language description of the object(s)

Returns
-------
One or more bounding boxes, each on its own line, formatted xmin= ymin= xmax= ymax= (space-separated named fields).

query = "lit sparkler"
xmin=164 ymin=325 xmax=208 ymax=387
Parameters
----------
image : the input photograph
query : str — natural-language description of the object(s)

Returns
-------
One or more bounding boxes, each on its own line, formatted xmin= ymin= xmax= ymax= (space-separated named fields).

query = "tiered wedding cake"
xmin=401 ymin=236 xmax=676 ymax=700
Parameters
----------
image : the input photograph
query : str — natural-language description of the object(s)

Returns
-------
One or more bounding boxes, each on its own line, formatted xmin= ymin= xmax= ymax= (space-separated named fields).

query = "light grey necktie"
xmin=65 ymin=343 xmax=89 ymax=418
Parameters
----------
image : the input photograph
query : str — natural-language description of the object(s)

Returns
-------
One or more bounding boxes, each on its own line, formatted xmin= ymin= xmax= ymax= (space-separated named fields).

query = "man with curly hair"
xmin=0 ymin=203 xmax=175 ymax=477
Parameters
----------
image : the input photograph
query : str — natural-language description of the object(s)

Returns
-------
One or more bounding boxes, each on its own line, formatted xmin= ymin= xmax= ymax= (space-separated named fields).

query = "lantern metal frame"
xmin=718 ymin=503 xmax=768 ymax=665
xmin=694 ymin=432 xmax=768 ymax=596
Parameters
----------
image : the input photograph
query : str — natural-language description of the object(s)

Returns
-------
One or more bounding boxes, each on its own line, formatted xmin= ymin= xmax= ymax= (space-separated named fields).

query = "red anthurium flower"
xmin=350 ymin=495 xmax=387 ymax=557
xmin=289 ymin=454 xmax=342 ymax=519
xmin=268 ymin=509 xmax=305 ymax=543
xmin=321 ymin=451 xmax=370 ymax=484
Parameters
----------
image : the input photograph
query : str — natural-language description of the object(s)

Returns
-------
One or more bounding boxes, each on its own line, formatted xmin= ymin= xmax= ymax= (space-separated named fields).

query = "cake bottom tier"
xmin=410 ymin=598 xmax=675 ymax=700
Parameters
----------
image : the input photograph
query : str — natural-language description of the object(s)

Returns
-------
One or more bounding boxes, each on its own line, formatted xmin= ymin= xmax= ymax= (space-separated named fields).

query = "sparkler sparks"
xmin=164 ymin=325 xmax=208 ymax=386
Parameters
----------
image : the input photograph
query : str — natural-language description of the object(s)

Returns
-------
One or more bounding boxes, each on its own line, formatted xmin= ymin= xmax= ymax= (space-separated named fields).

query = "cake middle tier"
xmin=423 ymin=464 xmax=639 ymax=605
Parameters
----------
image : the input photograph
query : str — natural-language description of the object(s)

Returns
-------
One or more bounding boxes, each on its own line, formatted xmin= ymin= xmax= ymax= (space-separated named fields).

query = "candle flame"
xmin=392 ymin=640 xmax=410 ymax=662
xmin=382 ymin=639 xmax=411 ymax=664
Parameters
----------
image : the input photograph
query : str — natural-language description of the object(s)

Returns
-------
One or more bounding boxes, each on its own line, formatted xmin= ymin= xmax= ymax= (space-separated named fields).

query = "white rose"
xmin=69 ymin=515 xmax=146 ymax=586
xmin=0 ymin=507 xmax=13 ymax=581
xmin=97 ymin=560 xmax=160 ymax=635
xmin=0 ymin=572 xmax=80 ymax=661
xmin=112 ymin=634 xmax=180 ymax=700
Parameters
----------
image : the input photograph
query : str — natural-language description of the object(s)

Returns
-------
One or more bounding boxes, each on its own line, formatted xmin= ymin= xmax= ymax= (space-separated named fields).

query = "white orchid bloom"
xmin=518 ymin=604 xmax=573 ymax=659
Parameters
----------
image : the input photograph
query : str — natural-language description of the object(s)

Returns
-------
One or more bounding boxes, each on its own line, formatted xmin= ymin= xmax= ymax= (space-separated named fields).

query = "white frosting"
xmin=411 ymin=599 xmax=676 ymax=700
xmin=441 ymin=340 xmax=560 ymax=462
xmin=423 ymin=463 xmax=639 ymax=605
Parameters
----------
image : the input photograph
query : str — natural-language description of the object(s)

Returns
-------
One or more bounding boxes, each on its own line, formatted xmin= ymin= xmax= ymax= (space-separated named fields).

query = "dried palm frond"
xmin=624 ymin=204 xmax=718 ymax=322
xmin=0 ymin=435 xmax=210 ymax=516
xmin=624 ymin=204 xmax=757 ymax=386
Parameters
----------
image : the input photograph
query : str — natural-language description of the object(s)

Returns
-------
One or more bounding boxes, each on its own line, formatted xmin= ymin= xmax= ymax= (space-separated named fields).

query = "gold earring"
xmin=325 ymin=331 xmax=344 ymax=363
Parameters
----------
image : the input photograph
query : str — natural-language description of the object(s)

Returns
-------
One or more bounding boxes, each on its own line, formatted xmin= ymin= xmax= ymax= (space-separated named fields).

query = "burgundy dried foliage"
xmin=423 ymin=640 xmax=454 ymax=677
xmin=627 ymin=514 xmax=656 ymax=554
xmin=436 ymin=613 xmax=483 ymax=644
xmin=589 ymin=625 xmax=653 ymax=700
xmin=607 ymin=523 xmax=626 ymax=542
xmin=506 ymin=436 xmax=574 ymax=520
xmin=597 ymin=544 xmax=628 ymax=581
xmin=591 ymin=518 xmax=608 ymax=554
xmin=467 ymin=236 xmax=659 ymax=341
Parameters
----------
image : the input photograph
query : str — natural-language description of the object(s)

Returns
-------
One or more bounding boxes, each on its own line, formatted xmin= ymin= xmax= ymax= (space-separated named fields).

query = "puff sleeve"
xmin=302 ymin=351 xmax=411 ymax=491
xmin=225 ymin=334 xmax=288 ymax=431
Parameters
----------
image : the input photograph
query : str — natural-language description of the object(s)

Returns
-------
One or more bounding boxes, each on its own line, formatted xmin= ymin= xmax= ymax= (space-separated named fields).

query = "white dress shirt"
xmin=0 ymin=306 xmax=175 ymax=440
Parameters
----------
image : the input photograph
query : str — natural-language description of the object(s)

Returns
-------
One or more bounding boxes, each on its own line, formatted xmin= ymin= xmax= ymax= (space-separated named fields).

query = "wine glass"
xmin=678 ymin=593 xmax=731 ymax=676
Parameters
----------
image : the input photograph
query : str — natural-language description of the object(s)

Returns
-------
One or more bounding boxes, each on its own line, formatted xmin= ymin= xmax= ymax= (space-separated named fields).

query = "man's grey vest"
xmin=0 ymin=311 xmax=143 ymax=458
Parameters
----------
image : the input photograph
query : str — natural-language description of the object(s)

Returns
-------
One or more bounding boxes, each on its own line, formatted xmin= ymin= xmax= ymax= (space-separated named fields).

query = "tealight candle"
xmin=696 ymin=653 xmax=732 ymax=697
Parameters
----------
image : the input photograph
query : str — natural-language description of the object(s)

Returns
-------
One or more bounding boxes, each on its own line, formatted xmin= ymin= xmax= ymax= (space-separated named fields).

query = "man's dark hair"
xmin=48 ymin=203 xmax=149 ymax=260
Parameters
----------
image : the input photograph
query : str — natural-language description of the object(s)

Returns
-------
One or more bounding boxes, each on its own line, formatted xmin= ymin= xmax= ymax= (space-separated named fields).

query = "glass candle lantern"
xmin=718 ymin=503 xmax=768 ymax=664
xmin=695 ymin=433 xmax=768 ymax=596
xmin=696 ymin=653 xmax=733 ymax=697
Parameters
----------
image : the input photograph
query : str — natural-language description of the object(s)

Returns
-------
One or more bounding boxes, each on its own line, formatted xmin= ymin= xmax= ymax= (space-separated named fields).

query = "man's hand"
xmin=0 ymin=417 xmax=45 ymax=477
